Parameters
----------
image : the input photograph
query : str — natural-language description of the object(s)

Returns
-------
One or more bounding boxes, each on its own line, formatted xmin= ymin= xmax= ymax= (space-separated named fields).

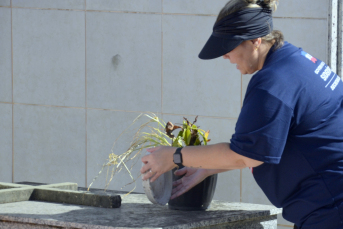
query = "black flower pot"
xmin=168 ymin=166 xmax=218 ymax=211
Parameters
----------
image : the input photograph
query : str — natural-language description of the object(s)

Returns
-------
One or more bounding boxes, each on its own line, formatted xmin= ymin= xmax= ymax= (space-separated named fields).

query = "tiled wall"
xmin=0 ymin=1 xmax=329 ymax=228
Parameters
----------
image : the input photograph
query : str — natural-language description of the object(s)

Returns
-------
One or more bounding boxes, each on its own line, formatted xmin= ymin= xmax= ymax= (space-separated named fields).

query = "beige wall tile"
xmin=163 ymin=15 xmax=241 ymax=118
xmin=273 ymin=18 xmax=328 ymax=62
xmin=13 ymin=104 xmax=86 ymax=186
xmin=0 ymin=8 xmax=11 ymax=103
xmin=241 ymin=74 xmax=254 ymax=106
xmin=163 ymin=0 xmax=228 ymax=15
xmin=274 ymin=0 xmax=329 ymax=19
xmin=86 ymin=12 xmax=161 ymax=112
xmin=278 ymin=214 xmax=294 ymax=227
xmin=241 ymin=167 xmax=271 ymax=205
xmin=0 ymin=103 xmax=12 ymax=182
xmin=0 ymin=0 xmax=10 ymax=7
xmin=86 ymin=0 xmax=162 ymax=13
xmin=13 ymin=8 xmax=85 ymax=107
xmin=87 ymin=110 xmax=162 ymax=192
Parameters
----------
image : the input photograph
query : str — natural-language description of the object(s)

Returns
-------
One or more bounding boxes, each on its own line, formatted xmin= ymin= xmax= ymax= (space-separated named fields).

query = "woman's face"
xmin=222 ymin=40 xmax=259 ymax=75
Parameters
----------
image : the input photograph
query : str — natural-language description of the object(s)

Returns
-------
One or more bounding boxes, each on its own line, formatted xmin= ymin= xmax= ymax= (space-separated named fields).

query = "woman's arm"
xmin=141 ymin=142 xmax=263 ymax=182
xmin=181 ymin=142 xmax=263 ymax=170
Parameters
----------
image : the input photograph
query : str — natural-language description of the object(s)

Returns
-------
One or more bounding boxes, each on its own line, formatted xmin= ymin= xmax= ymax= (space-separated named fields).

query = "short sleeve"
xmin=230 ymin=88 xmax=293 ymax=164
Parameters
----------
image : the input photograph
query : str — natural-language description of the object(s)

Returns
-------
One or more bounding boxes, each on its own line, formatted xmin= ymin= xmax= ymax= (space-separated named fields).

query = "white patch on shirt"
xmin=315 ymin=61 xmax=325 ymax=74
xmin=330 ymin=76 xmax=341 ymax=91
xmin=320 ymin=66 xmax=332 ymax=81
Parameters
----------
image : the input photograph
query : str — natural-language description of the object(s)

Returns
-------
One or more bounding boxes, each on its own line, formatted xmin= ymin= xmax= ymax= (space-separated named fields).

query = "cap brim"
xmin=198 ymin=35 xmax=243 ymax=60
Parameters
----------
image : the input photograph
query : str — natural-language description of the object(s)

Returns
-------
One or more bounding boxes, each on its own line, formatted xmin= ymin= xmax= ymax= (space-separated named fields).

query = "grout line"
xmin=4 ymin=102 xmax=239 ymax=120
xmin=10 ymin=102 xmax=86 ymax=109
xmin=0 ymin=6 xmax=328 ymax=20
xmin=273 ymin=16 xmax=326 ymax=20
xmin=240 ymin=169 xmax=242 ymax=202
xmin=161 ymin=113 xmax=239 ymax=120
xmin=10 ymin=0 xmax=14 ymax=183
xmin=277 ymin=224 xmax=294 ymax=227
xmin=84 ymin=0 xmax=88 ymax=188
xmin=8 ymin=6 xmax=85 ymax=12
xmin=240 ymin=73 xmax=243 ymax=202
xmin=160 ymin=1 xmax=165 ymax=124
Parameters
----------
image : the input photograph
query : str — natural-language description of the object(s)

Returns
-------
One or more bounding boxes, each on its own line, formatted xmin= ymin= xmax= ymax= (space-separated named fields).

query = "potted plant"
xmin=165 ymin=116 xmax=218 ymax=211
xmin=88 ymin=113 xmax=217 ymax=210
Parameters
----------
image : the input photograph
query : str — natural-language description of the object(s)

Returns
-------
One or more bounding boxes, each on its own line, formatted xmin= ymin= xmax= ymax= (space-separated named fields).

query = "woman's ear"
xmin=251 ymin=38 xmax=261 ymax=46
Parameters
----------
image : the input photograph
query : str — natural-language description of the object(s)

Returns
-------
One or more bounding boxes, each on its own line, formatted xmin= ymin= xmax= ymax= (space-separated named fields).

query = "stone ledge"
xmin=0 ymin=194 xmax=282 ymax=229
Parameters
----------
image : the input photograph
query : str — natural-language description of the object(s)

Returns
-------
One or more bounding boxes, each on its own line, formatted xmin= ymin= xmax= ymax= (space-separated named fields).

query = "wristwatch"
xmin=173 ymin=147 xmax=183 ymax=168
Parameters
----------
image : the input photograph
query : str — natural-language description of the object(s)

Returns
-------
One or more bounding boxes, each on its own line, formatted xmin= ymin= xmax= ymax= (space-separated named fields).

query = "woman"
xmin=141 ymin=0 xmax=343 ymax=228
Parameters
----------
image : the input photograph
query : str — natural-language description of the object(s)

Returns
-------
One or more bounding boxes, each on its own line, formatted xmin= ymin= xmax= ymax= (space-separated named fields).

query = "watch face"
xmin=173 ymin=154 xmax=181 ymax=163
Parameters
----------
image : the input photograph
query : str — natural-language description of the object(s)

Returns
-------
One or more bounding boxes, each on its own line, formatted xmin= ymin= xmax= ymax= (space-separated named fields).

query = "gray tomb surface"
xmin=0 ymin=182 xmax=282 ymax=229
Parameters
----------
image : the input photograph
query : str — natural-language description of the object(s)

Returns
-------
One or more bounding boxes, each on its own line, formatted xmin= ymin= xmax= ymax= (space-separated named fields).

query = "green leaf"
xmin=184 ymin=126 xmax=191 ymax=145
xmin=183 ymin=120 xmax=188 ymax=129
xmin=198 ymin=131 xmax=208 ymax=145
xmin=172 ymin=136 xmax=182 ymax=147
xmin=204 ymin=130 xmax=210 ymax=139
xmin=178 ymin=137 xmax=184 ymax=147
xmin=195 ymin=136 xmax=201 ymax=145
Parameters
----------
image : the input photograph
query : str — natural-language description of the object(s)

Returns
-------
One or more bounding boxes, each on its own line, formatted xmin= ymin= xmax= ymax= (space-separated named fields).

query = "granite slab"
xmin=0 ymin=192 xmax=282 ymax=229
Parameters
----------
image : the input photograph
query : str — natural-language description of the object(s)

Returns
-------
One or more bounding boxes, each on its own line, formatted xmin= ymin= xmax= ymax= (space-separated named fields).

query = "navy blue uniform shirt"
xmin=230 ymin=42 xmax=343 ymax=228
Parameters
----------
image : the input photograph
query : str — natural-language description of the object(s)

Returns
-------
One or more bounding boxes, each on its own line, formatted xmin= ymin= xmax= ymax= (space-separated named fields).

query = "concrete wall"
xmin=0 ymin=0 xmax=330 ymax=228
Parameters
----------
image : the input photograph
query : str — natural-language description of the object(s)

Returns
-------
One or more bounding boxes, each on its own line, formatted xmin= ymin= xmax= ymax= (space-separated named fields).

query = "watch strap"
xmin=173 ymin=147 xmax=183 ymax=167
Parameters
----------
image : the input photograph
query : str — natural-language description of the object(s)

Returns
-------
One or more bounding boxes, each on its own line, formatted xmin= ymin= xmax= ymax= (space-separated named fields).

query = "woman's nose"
xmin=223 ymin=54 xmax=229 ymax=59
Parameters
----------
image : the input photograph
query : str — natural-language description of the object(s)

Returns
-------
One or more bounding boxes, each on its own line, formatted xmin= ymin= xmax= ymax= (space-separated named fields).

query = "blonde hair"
xmin=216 ymin=0 xmax=283 ymax=50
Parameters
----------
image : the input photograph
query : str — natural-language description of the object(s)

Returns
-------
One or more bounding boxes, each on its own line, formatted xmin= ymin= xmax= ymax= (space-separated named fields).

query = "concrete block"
xmin=31 ymin=188 xmax=121 ymax=208
xmin=0 ymin=188 xmax=34 ymax=204
xmin=0 ymin=182 xmax=121 ymax=208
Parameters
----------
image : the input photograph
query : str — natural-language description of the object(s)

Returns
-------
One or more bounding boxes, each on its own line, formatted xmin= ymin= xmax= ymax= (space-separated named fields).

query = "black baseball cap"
xmin=198 ymin=8 xmax=273 ymax=60
xmin=198 ymin=34 xmax=243 ymax=60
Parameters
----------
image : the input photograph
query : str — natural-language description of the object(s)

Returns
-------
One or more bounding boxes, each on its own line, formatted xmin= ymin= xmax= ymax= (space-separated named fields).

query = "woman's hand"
xmin=170 ymin=167 xmax=210 ymax=199
xmin=140 ymin=146 xmax=177 ymax=182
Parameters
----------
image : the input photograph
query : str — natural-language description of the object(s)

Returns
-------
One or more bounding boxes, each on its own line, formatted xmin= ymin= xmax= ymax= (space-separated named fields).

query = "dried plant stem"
xmin=87 ymin=113 xmax=170 ymax=194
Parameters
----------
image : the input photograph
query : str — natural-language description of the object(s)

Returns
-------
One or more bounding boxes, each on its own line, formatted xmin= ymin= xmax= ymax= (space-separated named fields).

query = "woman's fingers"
xmin=140 ymin=146 xmax=176 ymax=182
xmin=170 ymin=168 xmax=210 ymax=200
xmin=142 ymin=169 xmax=157 ymax=181
xmin=171 ymin=181 xmax=184 ymax=194
xmin=140 ymin=161 xmax=150 ymax=175
xmin=172 ymin=178 xmax=182 ymax=186
xmin=171 ymin=184 xmax=189 ymax=199
xmin=174 ymin=167 xmax=187 ymax=176
xmin=141 ymin=170 xmax=162 ymax=183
